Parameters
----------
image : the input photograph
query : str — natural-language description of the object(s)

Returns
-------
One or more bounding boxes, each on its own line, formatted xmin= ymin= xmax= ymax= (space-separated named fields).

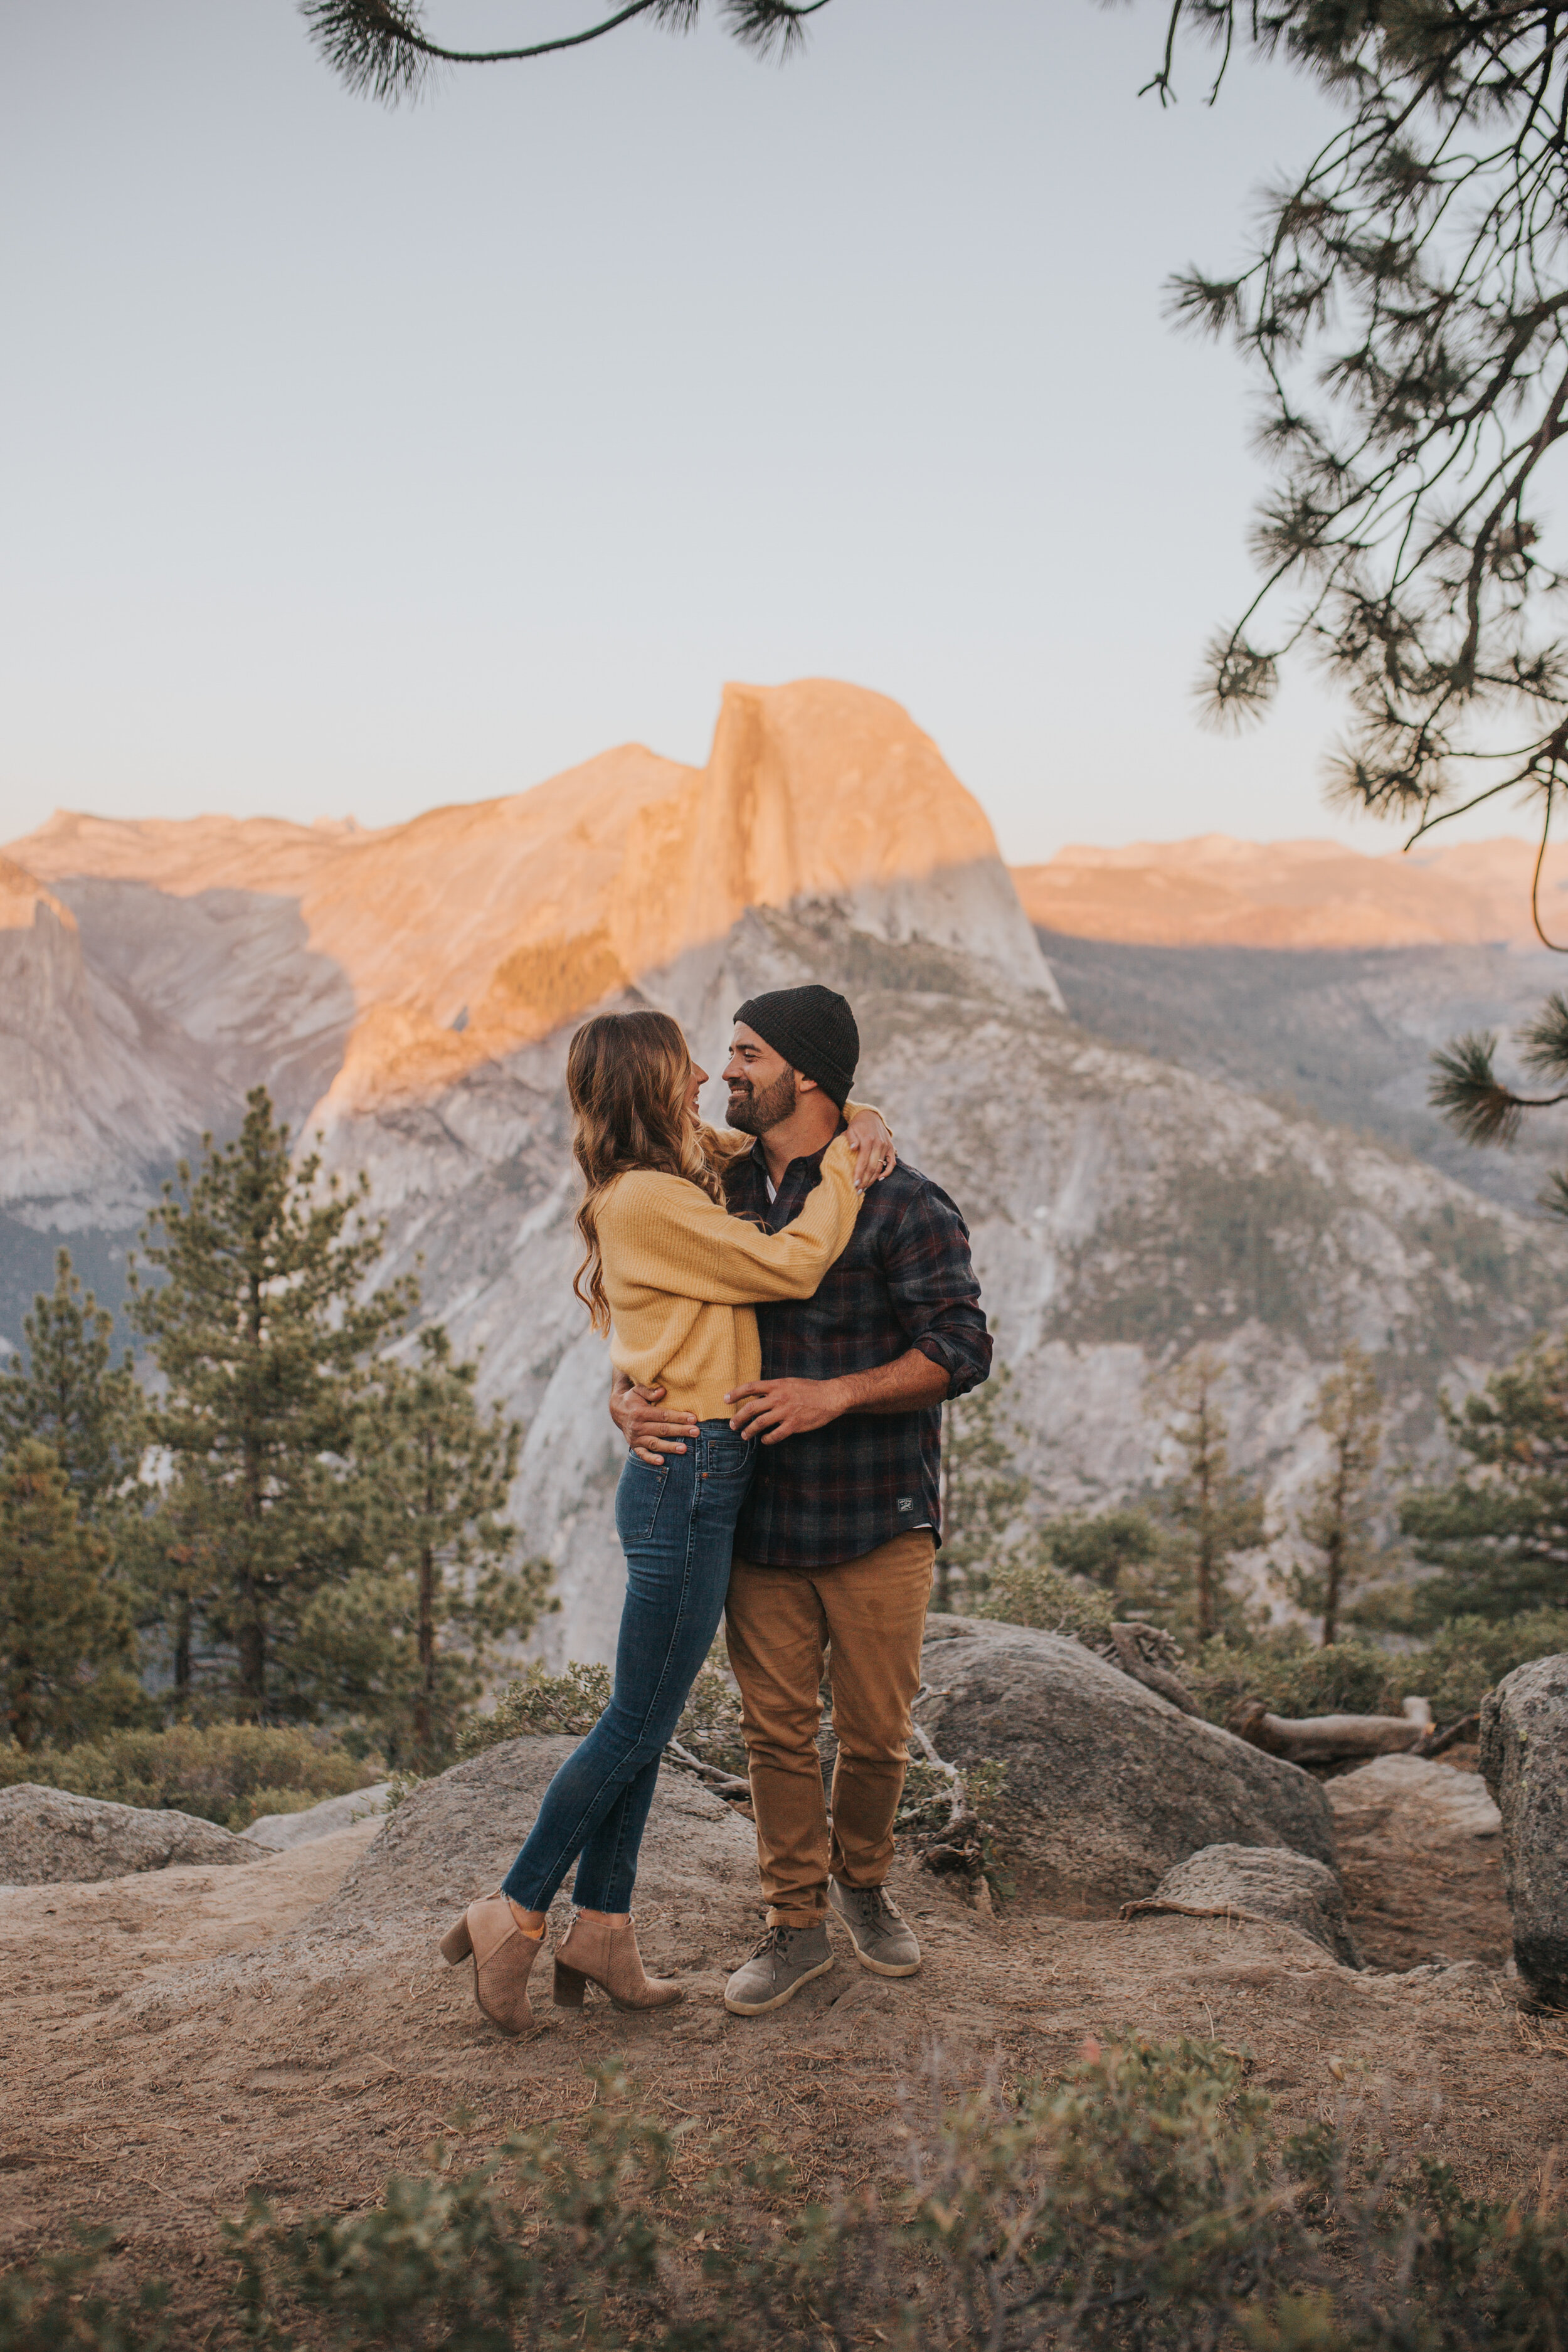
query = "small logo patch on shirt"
xmin=896 ymin=1496 xmax=914 ymax=1513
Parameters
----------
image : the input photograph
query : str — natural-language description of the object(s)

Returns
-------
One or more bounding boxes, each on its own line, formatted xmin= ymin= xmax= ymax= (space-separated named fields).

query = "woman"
xmin=440 ymin=1008 xmax=893 ymax=2030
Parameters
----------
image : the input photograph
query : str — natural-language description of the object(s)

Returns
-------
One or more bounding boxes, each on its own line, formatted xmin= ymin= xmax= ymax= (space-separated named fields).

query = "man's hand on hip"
xmin=725 ymin=1377 xmax=848 ymax=1444
xmin=610 ymin=1372 xmax=700 ymax=1466
xmin=728 ymin=1349 xmax=950 ymax=1443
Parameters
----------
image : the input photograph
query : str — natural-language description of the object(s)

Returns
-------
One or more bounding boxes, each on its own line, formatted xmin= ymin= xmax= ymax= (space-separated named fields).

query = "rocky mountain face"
xmin=4 ymin=684 xmax=1566 ymax=1662
xmin=1015 ymin=831 xmax=1568 ymax=1214
xmin=1012 ymin=830 xmax=1568 ymax=951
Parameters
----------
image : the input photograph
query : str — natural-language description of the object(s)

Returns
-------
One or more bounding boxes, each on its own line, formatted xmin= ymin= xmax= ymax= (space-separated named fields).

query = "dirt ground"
xmin=1 ymin=1747 xmax=1564 ymax=2319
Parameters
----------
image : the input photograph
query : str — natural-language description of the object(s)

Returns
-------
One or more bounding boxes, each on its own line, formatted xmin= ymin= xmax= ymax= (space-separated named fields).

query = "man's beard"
xmin=725 ymin=1068 xmax=797 ymax=1135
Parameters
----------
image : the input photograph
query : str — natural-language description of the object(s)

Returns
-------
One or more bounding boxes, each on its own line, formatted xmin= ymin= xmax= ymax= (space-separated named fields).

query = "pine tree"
xmin=305 ymin=1328 xmax=554 ymax=1767
xmin=936 ymin=1367 xmax=1028 ymax=1614
xmin=1290 ymin=1347 xmax=1384 ymax=1647
xmin=0 ymin=1442 xmax=141 ymax=1751
xmin=130 ymin=1087 xmax=414 ymax=1719
xmin=1398 ymin=1336 xmax=1568 ymax=1626
xmin=0 ymin=1249 xmax=144 ymax=1516
xmin=1039 ymin=1508 xmax=1165 ymax=1603
xmin=1155 ymin=1349 xmax=1265 ymax=1644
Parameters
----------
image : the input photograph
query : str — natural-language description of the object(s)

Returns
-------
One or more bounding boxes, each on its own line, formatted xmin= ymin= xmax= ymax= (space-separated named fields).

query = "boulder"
xmin=1480 ymin=1655 xmax=1568 ymax=2005
xmin=918 ymin=1617 xmax=1336 ymax=1904
xmin=244 ymin=1784 xmax=391 ymax=1851
xmin=1325 ymin=1752 xmax=1500 ymax=1843
xmin=328 ymin=1738 xmax=759 ymax=1941
xmin=0 ymin=1784 xmax=265 ymax=1884
xmin=1122 ymin=1842 xmax=1361 ymax=1966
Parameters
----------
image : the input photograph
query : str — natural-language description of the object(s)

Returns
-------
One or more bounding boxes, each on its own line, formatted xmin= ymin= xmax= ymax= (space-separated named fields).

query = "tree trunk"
xmin=1194 ymin=1404 xmax=1217 ymax=1641
xmin=173 ymin=1593 xmax=191 ymax=1707
xmin=413 ymin=1540 xmax=436 ymax=1764
xmin=1320 ymin=1443 xmax=1350 ymax=1646
xmin=1322 ymin=1537 xmax=1342 ymax=1646
xmin=238 ymin=1264 xmax=267 ymax=1715
xmin=9 ymin=1648 xmax=34 ymax=1751
xmin=236 ymin=1596 xmax=265 ymax=1715
xmin=1195 ymin=1538 xmax=1216 ymax=1642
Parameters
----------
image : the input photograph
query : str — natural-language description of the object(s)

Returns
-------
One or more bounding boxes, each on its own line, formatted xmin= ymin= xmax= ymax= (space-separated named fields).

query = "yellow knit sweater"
xmin=595 ymin=1127 xmax=866 ymax=1421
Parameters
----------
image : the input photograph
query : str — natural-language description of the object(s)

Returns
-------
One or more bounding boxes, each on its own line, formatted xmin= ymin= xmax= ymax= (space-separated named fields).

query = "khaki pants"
xmin=724 ymin=1531 xmax=935 ymax=1927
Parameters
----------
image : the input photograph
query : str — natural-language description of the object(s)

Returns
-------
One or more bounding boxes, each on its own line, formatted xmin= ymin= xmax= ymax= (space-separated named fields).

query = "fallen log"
xmin=1230 ymin=1698 xmax=1429 ymax=1764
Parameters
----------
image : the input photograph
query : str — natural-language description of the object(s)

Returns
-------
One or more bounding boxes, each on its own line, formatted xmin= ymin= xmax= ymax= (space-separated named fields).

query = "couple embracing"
xmin=440 ymin=985 xmax=991 ymax=2026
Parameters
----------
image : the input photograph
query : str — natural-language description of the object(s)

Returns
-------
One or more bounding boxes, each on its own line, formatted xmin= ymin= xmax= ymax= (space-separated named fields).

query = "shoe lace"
xmin=859 ymin=1885 xmax=901 ymax=1922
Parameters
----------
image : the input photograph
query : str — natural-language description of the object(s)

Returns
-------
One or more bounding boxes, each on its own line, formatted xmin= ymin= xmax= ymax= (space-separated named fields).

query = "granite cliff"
xmin=4 ymin=683 xmax=1565 ymax=1660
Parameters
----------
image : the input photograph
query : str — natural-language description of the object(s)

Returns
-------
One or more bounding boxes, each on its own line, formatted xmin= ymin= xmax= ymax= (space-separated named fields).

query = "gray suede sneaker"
xmin=827 ymin=1880 xmax=922 ymax=1976
xmin=723 ymin=1922 xmax=834 ymax=2016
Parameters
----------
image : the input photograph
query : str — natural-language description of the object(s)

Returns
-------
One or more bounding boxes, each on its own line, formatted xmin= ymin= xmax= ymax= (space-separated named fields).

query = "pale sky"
xmin=0 ymin=0 xmax=1539 ymax=863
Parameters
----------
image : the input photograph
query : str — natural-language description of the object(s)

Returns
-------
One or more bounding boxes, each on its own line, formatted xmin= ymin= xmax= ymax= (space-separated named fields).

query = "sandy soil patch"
xmin=0 ymin=1749 xmax=1561 ymax=2318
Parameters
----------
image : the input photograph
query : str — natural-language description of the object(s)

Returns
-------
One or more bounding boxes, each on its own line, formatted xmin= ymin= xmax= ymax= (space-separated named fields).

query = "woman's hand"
xmin=844 ymin=1108 xmax=896 ymax=1190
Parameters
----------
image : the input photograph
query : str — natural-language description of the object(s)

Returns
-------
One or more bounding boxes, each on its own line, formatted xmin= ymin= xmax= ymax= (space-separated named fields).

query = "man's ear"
xmin=793 ymin=1070 xmax=822 ymax=1096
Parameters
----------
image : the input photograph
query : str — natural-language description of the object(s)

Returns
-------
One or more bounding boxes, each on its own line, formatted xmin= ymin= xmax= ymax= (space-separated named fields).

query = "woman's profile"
xmin=439 ymin=1007 xmax=893 ymax=2029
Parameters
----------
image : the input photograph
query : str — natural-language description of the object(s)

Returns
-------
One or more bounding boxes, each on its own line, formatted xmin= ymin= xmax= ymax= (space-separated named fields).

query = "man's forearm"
xmin=828 ymin=1348 xmax=949 ymax=1416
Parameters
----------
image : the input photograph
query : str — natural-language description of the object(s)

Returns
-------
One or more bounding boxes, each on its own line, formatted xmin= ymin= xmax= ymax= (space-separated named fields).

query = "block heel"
xmin=552 ymin=1914 xmax=681 ymax=2011
xmin=435 ymin=1892 xmax=543 ymax=2033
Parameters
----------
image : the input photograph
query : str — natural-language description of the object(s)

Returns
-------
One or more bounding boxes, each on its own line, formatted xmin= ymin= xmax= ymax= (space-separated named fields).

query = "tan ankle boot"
xmin=552 ymin=1912 xmax=682 ymax=2011
xmin=439 ymin=1891 xmax=544 ymax=2034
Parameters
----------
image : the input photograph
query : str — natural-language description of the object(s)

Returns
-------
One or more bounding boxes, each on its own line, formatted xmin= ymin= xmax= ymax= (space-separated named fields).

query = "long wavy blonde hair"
xmin=568 ymin=1009 xmax=723 ymax=1332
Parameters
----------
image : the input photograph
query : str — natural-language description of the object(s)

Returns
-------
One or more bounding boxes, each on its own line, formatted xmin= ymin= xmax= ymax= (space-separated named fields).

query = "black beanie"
xmin=733 ymin=984 xmax=859 ymax=1108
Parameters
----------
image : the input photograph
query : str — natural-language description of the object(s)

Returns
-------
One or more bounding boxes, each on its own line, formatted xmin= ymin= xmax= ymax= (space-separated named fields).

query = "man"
xmin=610 ymin=983 xmax=991 ymax=2015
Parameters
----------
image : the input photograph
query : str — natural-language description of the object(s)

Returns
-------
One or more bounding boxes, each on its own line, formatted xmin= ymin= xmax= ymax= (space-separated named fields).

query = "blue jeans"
xmin=502 ymin=1420 xmax=756 ymax=1914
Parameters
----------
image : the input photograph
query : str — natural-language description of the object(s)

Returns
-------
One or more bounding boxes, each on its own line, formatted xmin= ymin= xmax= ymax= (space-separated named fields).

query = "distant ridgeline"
xmin=3 ymin=689 xmax=1564 ymax=1661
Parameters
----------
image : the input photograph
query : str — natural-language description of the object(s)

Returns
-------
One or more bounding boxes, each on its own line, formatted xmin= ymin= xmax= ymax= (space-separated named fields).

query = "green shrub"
xmin=1183 ymin=1631 xmax=1399 ymax=1729
xmin=1179 ymin=1613 xmax=1568 ymax=1733
xmin=668 ymin=1660 xmax=748 ymax=1776
xmin=459 ymin=1658 xmax=749 ymax=1776
xmin=969 ymin=1556 xmax=1117 ymax=1642
xmin=13 ymin=2039 xmax=1568 ymax=2349
xmin=457 ymin=1661 xmax=613 ymax=1750
xmin=1402 ymin=1610 xmax=1568 ymax=1722
xmin=0 ymin=2230 xmax=168 ymax=2352
xmin=0 ymin=1721 xmax=377 ymax=1828
xmin=232 ymin=1784 xmax=332 ymax=1829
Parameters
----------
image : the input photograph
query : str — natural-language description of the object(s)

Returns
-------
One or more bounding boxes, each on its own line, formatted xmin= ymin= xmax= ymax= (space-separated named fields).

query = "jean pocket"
xmin=616 ymin=1454 xmax=670 ymax=1544
xmin=702 ymin=1434 xmax=756 ymax=1485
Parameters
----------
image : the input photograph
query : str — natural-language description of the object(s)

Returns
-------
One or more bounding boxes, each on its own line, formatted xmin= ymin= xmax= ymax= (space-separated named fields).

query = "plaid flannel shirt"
xmin=723 ymin=1132 xmax=992 ymax=1568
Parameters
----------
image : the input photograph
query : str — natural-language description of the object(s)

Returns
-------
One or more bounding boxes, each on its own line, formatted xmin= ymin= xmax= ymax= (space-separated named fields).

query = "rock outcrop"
xmin=243 ymin=1784 xmax=391 ymax=1851
xmin=326 ymin=1738 xmax=758 ymax=1949
xmin=1326 ymin=1752 xmax=1501 ymax=1843
xmin=0 ymin=1784 xmax=265 ymax=1883
xmin=1480 ymin=1657 xmax=1568 ymax=2005
xmin=1123 ymin=1842 xmax=1361 ymax=1966
xmin=916 ymin=1616 xmax=1337 ymax=1904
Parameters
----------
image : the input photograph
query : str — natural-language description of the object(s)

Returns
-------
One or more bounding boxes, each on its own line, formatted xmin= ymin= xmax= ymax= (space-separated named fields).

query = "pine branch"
xmin=299 ymin=0 xmax=827 ymax=103
xmin=1429 ymin=1029 xmax=1568 ymax=1146
xmin=1195 ymin=628 xmax=1279 ymax=732
xmin=1520 ymin=988 xmax=1568 ymax=1080
xmin=722 ymin=0 xmax=832 ymax=58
